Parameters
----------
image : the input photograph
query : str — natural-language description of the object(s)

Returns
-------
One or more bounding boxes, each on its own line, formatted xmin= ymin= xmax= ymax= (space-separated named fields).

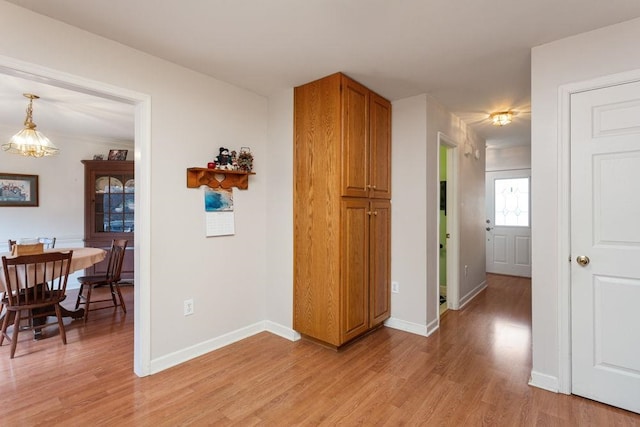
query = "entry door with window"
xmin=570 ymin=80 xmax=640 ymax=413
xmin=485 ymin=170 xmax=531 ymax=277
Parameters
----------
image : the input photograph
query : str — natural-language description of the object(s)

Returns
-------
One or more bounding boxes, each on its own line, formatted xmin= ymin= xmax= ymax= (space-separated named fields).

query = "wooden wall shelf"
xmin=187 ymin=168 xmax=255 ymax=190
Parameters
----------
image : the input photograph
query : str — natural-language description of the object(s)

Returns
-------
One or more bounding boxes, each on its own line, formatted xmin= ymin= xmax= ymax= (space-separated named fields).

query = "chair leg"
xmin=54 ymin=304 xmax=67 ymax=345
xmin=0 ymin=309 xmax=10 ymax=346
xmin=108 ymin=282 xmax=119 ymax=307
xmin=9 ymin=310 xmax=22 ymax=359
xmin=75 ymin=284 xmax=84 ymax=310
xmin=83 ymin=285 xmax=93 ymax=323
xmin=112 ymin=283 xmax=127 ymax=313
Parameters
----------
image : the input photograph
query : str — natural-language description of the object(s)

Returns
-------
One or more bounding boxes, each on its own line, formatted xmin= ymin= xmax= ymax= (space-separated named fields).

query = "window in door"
xmin=494 ymin=177 xmax=529 ymax=226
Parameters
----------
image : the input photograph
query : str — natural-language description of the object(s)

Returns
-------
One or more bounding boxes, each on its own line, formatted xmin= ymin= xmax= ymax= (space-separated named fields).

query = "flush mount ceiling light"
xmin=490 ymin=111 xmax=513 ymax=126
xmin=2 ymin=93 xmax=59 ymax=157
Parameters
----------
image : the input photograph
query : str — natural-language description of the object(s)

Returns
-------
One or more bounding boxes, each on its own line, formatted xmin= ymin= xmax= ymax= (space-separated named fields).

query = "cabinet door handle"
xmin=367 ymin=211 xmax=373 ymax=216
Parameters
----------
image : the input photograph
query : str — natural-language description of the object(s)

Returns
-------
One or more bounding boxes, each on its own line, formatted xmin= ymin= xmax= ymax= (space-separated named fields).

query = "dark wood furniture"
xmin=82 ymin=160 xmax=134 ymax=281
xmin=293 ymin=72 xmax=392 ymax=348
xmin=1 ymin=251 xmax=73 ymax=358
xmin=75 ymin=239 xmax=127 ymax=323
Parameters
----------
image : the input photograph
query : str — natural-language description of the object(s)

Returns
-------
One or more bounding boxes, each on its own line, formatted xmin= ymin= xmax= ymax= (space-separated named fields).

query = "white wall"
xmin=265 ymin=88 xmax=296 ymax=337
xmin=389 ymin=95 xmax=429 ymax=331
xmin=389 ymin=94 xmax=486 ymax=335
xmin=531 ymin=17 xmax=640 ymax=391
xmin=0 ymin=1 xmax=269 ymax=365
xmin=486 ymin=145 xmax=531 ymax=171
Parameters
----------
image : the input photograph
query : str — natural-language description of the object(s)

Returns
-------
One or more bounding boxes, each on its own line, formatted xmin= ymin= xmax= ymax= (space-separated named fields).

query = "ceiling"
xmin=4 ymin=0 xmax=640 ymax=148
xmin=0 ymin=73 xmax=134 ymax=143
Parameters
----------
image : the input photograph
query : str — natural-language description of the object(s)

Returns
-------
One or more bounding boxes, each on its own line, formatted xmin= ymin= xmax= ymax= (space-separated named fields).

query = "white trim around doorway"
xmin=0 ymin=54 xmax=152 ymax=377
xmin=437 ymin=132 xmax=460 ymax=323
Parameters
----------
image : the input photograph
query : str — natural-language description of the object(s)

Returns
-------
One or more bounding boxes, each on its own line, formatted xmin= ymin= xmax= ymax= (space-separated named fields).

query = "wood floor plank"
xmin=1 ymin=277 xmax=639 ymax=425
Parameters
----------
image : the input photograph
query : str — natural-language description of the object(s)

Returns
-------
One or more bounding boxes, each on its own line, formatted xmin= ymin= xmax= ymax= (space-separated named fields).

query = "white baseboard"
xmin=426 ymin=317 xmax=439 ymax=336
xmin=529 ymin=370 xmax=560 ymax=393
xmin=149 ymin=320 xmax=299 ymax=374
xmin=264 ymin=320 xmax=301 ymax=341
xmin=459 ymin=280 xmax=487 ymax=309
xmin=384 ymin=317 xmax=428 ymax=337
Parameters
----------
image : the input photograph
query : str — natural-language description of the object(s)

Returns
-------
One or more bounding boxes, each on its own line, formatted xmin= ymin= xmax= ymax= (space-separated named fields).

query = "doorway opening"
xmin=437 ymin=132 xmax=460 ymax=322
xmin=438 ymin=145 xmax=448 ymax=316
xmin=0 ymin=57 xmax=151 ymax=376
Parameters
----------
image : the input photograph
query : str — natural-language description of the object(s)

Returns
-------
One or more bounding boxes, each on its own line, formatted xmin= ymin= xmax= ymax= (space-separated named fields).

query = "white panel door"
xmin=485 ymin=170 xmax=531 ymax=277
xmin=571 ymin=80 xmax=640 ymax=413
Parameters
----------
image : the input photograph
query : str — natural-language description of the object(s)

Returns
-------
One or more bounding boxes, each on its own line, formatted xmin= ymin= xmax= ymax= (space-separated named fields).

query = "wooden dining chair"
xmin=75 ymin=239 xmax=127 ymax=323
xmin=8 ymin=237 xmax=56 ymax=250
xmin=1 ymin=251 xmax=73 ymax=358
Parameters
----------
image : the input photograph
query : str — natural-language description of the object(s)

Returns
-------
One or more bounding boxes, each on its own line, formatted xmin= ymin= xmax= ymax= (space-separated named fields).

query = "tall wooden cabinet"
xmin=293 ymin=72 xmax=391 ymax=347
xmin=82 ymin=160 xmax=134 ymax=280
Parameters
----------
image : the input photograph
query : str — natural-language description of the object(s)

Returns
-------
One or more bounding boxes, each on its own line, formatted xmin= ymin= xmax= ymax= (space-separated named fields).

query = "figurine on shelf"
xmin=231 ymin=150 xmax=239 ymax=170
xmin=215 ymin=147 xmax=234 ymax=170
xmin=237 ymin=147 xmax=254 ymax=172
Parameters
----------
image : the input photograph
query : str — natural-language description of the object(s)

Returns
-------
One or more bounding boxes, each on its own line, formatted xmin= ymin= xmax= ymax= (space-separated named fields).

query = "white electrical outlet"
xmin=391 ymin=281 xmax=399 ymax=294
xmin=184 ymin=298 xmax=194 ymax=316
xmin=464 ymin=265 xmax=468 ymax=277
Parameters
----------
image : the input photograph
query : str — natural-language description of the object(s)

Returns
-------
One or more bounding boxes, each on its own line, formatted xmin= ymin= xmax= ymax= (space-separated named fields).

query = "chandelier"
xmin=2 ymin=93 xmax=59 ymax=157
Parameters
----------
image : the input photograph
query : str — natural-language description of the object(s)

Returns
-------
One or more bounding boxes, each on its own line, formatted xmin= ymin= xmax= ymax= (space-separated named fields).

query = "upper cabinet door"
xmin=369 ymin=93 xmax=392 ymax=199
xmin=341 ymin=76 xmax=369 ymax=198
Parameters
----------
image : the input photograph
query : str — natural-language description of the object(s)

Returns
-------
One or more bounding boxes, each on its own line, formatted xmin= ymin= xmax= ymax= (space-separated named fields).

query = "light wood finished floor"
xmin=1 ymin=276 xmax=639 ymax=425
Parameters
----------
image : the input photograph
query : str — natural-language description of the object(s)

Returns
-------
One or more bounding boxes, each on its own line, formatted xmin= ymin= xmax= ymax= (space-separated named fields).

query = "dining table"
xmin=0 ymin=247 xmax=107 ymax=327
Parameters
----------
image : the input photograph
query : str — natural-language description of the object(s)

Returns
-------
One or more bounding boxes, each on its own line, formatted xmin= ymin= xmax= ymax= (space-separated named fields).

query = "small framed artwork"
xmin=0 ymin=173 xmax=39 ymax=207
xmin=108 ymin=149 xmax=128 ymax=161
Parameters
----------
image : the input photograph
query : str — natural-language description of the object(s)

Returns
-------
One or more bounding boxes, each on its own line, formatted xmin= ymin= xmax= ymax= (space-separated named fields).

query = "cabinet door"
xmin=341 ymin=199 xmax=370 ymax=343
xmin=369 ymin=93 xmax=392 ymax=199
xmin=341 ymin=76 xmax=370 ymax=198
xmin=94 ymin=173 xmax=135 ymax=235
xmin=369 ymin=200 xmax=391 ymax=326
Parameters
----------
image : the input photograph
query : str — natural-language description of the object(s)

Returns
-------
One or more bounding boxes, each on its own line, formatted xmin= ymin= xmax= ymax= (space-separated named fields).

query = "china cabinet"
xmin=82 ymin=160 xmax=134 ymax=280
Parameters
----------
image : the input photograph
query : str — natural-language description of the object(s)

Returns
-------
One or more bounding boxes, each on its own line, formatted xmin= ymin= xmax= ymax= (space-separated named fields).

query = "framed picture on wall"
xmin=0 ymin=173 xmax=39 ymax=207
xmin=108 ymin=149 xmax=128 ymax=161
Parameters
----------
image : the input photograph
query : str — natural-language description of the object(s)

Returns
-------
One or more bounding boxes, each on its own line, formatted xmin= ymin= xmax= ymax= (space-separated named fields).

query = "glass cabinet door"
xmin=94 ymin=173 xmax=134 ymax=234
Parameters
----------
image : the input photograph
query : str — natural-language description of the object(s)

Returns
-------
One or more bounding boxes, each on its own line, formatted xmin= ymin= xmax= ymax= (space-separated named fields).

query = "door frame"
xmin=557 ymin=68 xmax=640 ymax=393
xmin=0 ymin=54 xmax=153 ymax=377
xmin=437 ymin=132 xmax=460 ymax=317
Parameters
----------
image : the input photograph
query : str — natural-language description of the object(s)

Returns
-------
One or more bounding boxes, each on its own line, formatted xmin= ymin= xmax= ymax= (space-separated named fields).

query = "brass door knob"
xmin=576 ymin=255 xmax=590 ymax=266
